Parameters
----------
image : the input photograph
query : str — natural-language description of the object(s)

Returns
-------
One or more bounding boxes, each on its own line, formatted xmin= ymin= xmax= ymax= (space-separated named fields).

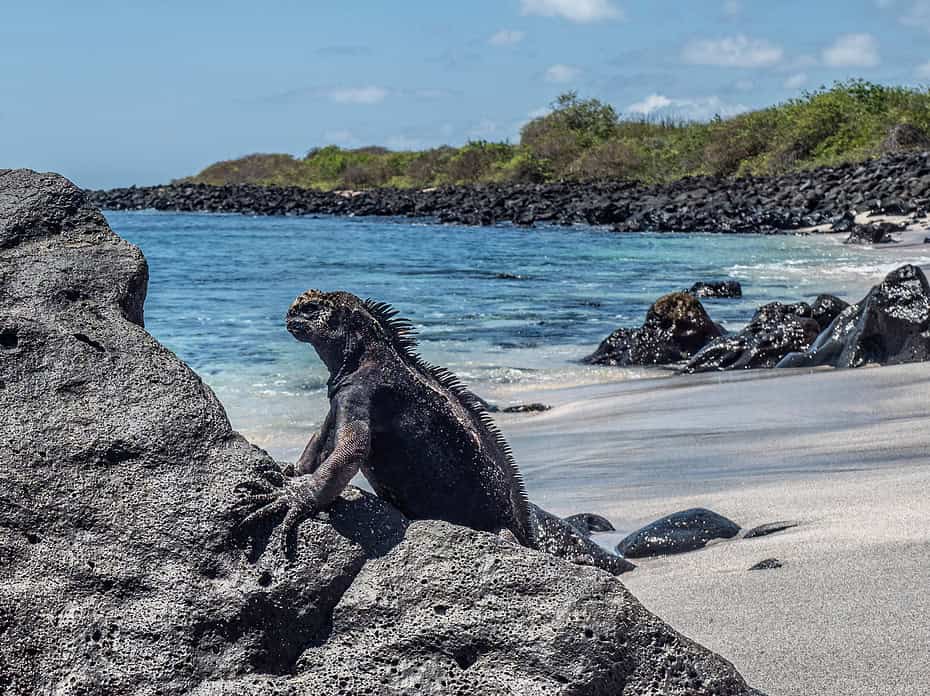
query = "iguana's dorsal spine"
xmin=362 ymin=298 xmax=535 ymax=545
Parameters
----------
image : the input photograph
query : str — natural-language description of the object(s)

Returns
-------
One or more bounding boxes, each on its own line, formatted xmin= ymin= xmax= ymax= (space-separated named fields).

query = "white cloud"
xmin=626 ymin=94 xmax=748 ymax=120
xmin=521 ymin=0 xmax=623 ymax=23
xmin=682 ymin=35 xmax=784 ymax=67
xmin=628 ymin=94 xmax=672 ymax=115
xmin=489 ymin=29 xmax=525 ymax=46
xmin=784 ymin=73 xmax=807 ymax=89
xmin=917 ymin=60 xmax=930 ymax=78
xmin=901 ymin=1 xmax=930 ymax=30
xmin=545 ymin=63 xmax=581 ymax=82
xmin=822 ymin=33 xmax=881 ymax=67
xmin=328 ymin=86 xmax=389 ymax=104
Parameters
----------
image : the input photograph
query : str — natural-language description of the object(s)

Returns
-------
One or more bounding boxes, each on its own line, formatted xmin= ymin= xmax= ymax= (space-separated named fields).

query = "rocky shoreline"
xmin=586 ymin=263 xmax=930 ymax=374
xmin=88 ymin=150 xmax=930 ymax=232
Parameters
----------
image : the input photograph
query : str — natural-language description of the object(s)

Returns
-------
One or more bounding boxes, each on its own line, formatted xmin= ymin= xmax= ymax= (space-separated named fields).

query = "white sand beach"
xmin=496 ymin=363 xmax=930 ymax=696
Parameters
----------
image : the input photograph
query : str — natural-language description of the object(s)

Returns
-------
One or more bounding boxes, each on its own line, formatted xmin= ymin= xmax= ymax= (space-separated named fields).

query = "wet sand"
xmin=495 ymin=363 xmax=930 ymax=696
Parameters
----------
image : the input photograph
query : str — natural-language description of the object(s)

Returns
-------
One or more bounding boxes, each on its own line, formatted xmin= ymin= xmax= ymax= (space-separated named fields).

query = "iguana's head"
xmin=286 ymin=290 xmax=373 ymax=368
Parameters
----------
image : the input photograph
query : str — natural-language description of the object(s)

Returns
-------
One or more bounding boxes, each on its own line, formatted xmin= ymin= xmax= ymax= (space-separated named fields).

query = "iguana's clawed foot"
xmin=235 ymin=462 xmax=320 ymax=557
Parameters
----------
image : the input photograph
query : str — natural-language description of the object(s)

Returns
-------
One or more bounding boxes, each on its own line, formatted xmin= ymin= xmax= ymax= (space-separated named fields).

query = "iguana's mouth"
xmin=285 ymin=312 xmax=311 ymax=339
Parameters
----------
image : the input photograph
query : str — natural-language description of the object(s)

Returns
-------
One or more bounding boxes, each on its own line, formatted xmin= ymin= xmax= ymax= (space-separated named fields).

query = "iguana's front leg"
xmin=294 ymin=406 xmax=335 ymax=475
xmin=236 ymin=392 xmax=371 ymax=556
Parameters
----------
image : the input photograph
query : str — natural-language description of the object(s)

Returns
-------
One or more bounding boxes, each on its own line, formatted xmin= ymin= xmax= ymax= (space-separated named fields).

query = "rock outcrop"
xmin=0 ymin=169 xmax=763 ymax=695
xmin=585 ymin=292 xmax=722 ymax=367
xmin=778 ymin=264 xmax=930 ymax=369
xmin=685 ymin=295 xmax=848 ymax=373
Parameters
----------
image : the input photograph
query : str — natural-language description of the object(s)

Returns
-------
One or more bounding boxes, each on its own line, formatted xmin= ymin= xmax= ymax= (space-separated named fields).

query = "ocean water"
xmin=107 ymin=210 xmax=915 ymax=460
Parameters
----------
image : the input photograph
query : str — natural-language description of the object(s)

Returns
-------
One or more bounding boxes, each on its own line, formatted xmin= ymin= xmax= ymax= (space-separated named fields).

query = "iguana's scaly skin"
xmin=237 ymin=290 xmax=535 ymax=553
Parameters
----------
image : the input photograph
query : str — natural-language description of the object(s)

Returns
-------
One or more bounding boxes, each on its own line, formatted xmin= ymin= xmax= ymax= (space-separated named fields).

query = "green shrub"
xmin=186 ymin=82 xmax=930 ymax=189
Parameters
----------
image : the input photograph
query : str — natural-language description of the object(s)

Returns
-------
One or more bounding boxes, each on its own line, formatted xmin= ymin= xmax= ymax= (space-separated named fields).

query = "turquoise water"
xmin=108 ymin=211 xmax=906 ymax=459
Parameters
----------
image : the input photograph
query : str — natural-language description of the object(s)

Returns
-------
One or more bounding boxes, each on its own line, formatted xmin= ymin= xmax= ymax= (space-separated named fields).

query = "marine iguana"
xmin=236 ymin=290 xmax=633 ymax=575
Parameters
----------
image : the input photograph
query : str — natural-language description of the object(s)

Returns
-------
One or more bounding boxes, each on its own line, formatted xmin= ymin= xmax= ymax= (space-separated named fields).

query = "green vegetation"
xmin=188 ymin=81 xmax=930 ymax=190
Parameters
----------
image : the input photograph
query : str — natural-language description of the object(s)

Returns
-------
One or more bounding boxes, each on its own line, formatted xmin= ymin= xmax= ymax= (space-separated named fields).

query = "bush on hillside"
xmin=185 ymin=82 xmax=930 ymax=189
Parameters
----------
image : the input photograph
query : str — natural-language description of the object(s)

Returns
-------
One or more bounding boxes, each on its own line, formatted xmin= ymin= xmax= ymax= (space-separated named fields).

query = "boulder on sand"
xmin=779 ymin=264 xmax=930 ymax=369
xmin=684 ymin=301 xmax=822 ymax=372
xmin=0 ymin=169 xmax=763 ymax=695
xmin=586 ymin=291 xmax=722 ymax=366
xmin=617 ymin=508 xmax=741 ymax=558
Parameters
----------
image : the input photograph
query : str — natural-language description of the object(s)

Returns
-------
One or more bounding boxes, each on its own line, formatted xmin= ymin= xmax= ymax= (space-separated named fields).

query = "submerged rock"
xmin=687 ymin=280 xmax=743 ymax=299
xmin=778 ymin=264 xmax=930 ymax=369
xmin=586 ymin=292 xmax=722 ymax=366
xmin=617 ymin=508 xmax=741 ymax=558
xmin=1 ymin=169 xmax=763 ymax=695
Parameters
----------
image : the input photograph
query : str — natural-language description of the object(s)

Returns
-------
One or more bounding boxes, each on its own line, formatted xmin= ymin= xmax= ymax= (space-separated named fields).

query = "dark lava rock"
xmin=778 ymin=264 xmax=930 ymax=369
xmin=586 ymin=292 xmax=722 ymax=366
xmin=687 ymin=280 xmax=743 ymax=299
xmin=685 ymin=301 xmax=822 ymax=372
xmin=744 ymin=521 xmax=800 ymax=539
xmin=2 ymin=169 xmax=763 ymax=695
xmin=810 ymin=294 xmax=850 ymax=330
xmin=289 ymin=521 xmax=761 ymax=696
xmin=830 ymin=210 xmax=857 ymax=233
xmin=530 ymin=504 xmax=634 ymax=576
xmin=616 ymin=508 xmax=741 ymax=558
xmin=844 ymin=222 xmax=904 ymax=245
xmin=749 ymin=558 xmax=784 ymax=571
xmin=478 ymin=401 xmax=551 ymax=414
xmin=501 ymin=402 xmax=552 ymax=413
xmin=564 ymin=512 xmax=616 ymax=535
xmin=87 ymin=150 xmax=930 ymax=236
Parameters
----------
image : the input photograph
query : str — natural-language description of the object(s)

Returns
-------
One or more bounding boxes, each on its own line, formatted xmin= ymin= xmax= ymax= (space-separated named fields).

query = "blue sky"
xmin=3 ymin=0 xmax=930 ymax=188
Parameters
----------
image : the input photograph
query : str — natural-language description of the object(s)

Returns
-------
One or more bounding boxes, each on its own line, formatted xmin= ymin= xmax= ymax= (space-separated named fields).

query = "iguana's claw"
xmin=235 ymin=474 xmax=320 ymax=557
